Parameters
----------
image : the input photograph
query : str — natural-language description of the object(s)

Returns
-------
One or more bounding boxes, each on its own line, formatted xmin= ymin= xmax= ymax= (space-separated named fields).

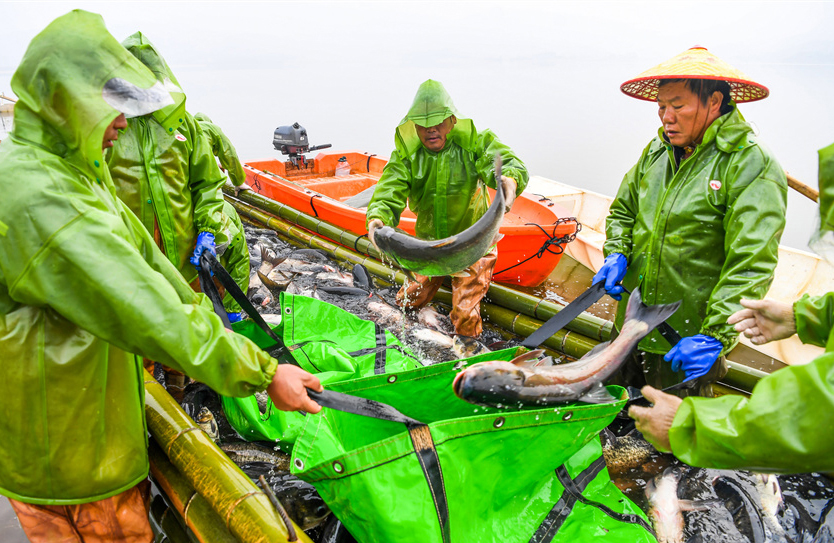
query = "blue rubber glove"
xmin=227 ymin=312 xmax=244 ymax=323
xmin=592 ymin=253 xmax=627 ymax=300
xmin=189 ymin=231 xmax=217 ymax=270
xmin=663 ymin=334 xmax=723 ymax=381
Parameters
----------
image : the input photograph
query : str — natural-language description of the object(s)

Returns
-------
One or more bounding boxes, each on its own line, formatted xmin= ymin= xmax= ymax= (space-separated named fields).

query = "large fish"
xmin=373 ymin=156 xmax=506 ymax=277
xmin=452 ymin=288 xmax=680 ymax=407
xmin=648 ymin=467 xmax=717 ymax=543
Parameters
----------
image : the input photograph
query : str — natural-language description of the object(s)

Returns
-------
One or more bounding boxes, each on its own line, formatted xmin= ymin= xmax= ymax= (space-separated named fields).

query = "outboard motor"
xmin=272 ymin=122 xmax=331 ymax=168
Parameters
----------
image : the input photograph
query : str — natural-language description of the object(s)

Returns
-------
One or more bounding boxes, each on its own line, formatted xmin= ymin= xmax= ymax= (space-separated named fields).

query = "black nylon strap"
xmin=530 ymin=457 xmax=607 ymax=543
xmin=521 ymin=281 xmax=606 ymax=349
xmin=373 ymin=324 xmax=386 ymax=374
xmin=531 ymin=456 xmax=654 ymax=542
xmin=346 ymin=344 xmax=421 ymax=364
xmin=306 ymin=388 xmax=424 ymax=426
xmin=556 ymin=464 xmax=655 ymax=536
xmin=409 ymin=425 xmax=451 ymax=543
xmin=199 ymin=251 xmax=281 ymax=346
xmin=197 ymin=262 xmax=232 ymax=329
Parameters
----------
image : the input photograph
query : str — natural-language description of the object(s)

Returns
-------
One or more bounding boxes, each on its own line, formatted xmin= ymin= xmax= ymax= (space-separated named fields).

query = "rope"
xmin=493 ymin=218 xmax=581 ymax=277
xmin=309 ymin=194 xmax=322 ymax=217
xmin=355 ymin=233 xmax=369 ymax=252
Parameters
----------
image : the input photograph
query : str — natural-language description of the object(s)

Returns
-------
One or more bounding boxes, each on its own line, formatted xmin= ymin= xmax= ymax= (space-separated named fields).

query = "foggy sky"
xmin=2 ymin=1 xmax=833 ymax=251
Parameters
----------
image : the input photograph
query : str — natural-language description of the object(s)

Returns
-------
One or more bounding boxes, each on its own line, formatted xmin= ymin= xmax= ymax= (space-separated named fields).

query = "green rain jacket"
xmin=668 ymin=143 xmax=834 ymax=473
xmin=108 ymin=32 xmax=226 ymax=284
xmin=366 ymin=80 xmax=528 ymax=241
xmin=194 ymin=112 xmax=247 ymax=187
xmin=0 ymin=11 xmax=276 ymax=505
xmin=604 ymin=105 xmax=787 ymax=354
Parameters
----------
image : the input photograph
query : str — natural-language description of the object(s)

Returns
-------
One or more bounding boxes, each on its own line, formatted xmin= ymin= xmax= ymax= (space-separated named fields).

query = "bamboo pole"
xmin=785 ymin=172 xmax=819 ymax=202
xmin=149 ymin=492 xmax=193 ymax=543
xmin=227 ymin=189 xmax=763 ymax=392
xmin=148 ymin=439 xmax=237 ymax=543
xmin=144 ymin=370 xmax=313 ymax=543
xmin=226 ymin=195 xmax=603 ymax=359
xmin=227 ymin=185 xmax=613 ymax=342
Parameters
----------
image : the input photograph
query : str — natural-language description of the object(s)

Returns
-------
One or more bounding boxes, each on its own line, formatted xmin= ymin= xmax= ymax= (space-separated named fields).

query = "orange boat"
xmin=244 ymin=150 xmax=578 ymax=287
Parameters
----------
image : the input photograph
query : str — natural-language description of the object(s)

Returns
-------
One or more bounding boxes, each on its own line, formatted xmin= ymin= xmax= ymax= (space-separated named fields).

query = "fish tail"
xmin=623 ymin=287 xmax=681 ymax=333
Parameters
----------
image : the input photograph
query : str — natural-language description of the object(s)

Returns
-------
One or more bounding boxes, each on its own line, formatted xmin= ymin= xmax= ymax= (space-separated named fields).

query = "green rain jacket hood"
xmin=669 ymin=144 xmax=834 ymax=472
xmin=0 ymin=11 xmax=276 ymax=505
xmin=367 ymin=79 xmax=528 ymax=241
xmin=108 ymin=32 xmax=226 ymax=283
xmin=604 ymin=105 xmax=787 ymax=355
xmin=194 ymin=112 xmax=247 ymax=187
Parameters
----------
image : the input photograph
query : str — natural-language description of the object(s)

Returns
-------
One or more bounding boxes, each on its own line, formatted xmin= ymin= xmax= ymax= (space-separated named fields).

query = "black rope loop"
xmin=493 ymin=217 xmax=581 ymax=277
xmin=309 ymin=194 xmax=322 ymax=217
xmin=355 ymin=233 xmax=369 ymax=252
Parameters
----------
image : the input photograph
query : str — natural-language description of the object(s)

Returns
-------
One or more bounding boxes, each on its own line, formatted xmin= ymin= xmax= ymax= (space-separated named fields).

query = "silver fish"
xmin=452 ymin=288 xmax=680 ymax=407
xmin=373 ymin=157 xmax=505 ymax=277
xmin=647 ymin=467 xmax=716 ymax=543
xmin=368 ymin=300 xmax=405 ymax=328
xmin=417 ymin=306 xmax=454 ymax=334
xmin=411 ymin=327 xmax=455 ymax=349
xmin=753 ymin=473 xmax=787 ymax=541
xmin=452 ymin=335 xmax=491 ymax=359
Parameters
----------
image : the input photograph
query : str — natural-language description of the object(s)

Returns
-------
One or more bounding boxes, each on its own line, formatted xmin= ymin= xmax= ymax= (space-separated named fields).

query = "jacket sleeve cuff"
xmin=502 ymin=168 xmax=526 ymax=194
xmin=699 ymin=328 xmax=737 ymax=353
xmin=256 ymin=355 xmax=279 ymax=392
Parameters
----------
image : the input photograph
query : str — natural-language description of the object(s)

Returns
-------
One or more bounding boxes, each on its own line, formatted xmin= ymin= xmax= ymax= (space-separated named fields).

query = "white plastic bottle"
xmin=335 ymin=156 xmax=350 ymax=177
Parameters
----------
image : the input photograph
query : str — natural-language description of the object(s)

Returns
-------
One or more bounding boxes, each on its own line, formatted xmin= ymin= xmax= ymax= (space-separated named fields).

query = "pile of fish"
xmin=603 ymin=426 xmax=834 ymax=543
xmin=245 ymin=226 xmax=503 ymax=365
xmin=167 ymin=224 xmax=834 ymax=543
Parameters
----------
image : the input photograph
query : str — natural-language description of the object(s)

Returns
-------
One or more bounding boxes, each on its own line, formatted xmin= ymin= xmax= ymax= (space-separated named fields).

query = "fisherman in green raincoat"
xmin=193 ymin=112 xmax=251 ymax=316
xmin=0 ymin=12 xmax=321 ymax=541
xmin=107 ymin=32 xmax=251 ymax=394
xmin=195 ymin=112 xmax=247 ymax=188
xmin=596 ymin=47 xmax=787 ymax=395
xmin=366 ymin=79 xmax=528 ymax=337
xmin=630 ymin=142 xmax=834 ymax=473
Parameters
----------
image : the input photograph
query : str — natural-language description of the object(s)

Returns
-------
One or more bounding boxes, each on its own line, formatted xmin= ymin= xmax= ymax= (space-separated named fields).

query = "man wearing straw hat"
xmin=628 ymin=143 xmax=834 ymax=473
xmin=594 ymin=47 xmax=787 ymax=395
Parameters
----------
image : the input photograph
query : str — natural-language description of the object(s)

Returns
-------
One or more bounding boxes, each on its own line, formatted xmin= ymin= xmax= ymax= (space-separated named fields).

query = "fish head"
xmin=452 ymin=335 xmax=491 ymax=358
xmin=196 ymin=406 xmax=213 ymax=424
xmin=452 ymin=361 xmax=528 ymax=407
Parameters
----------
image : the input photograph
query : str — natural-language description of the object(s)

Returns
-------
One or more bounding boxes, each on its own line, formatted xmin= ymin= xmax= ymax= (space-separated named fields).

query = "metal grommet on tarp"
xmin=333 ymin=461 xmax=344 ymax=474
xmin=562 ymin=411 xmax=573 ymax=421
xmin=493 ymin=417 xmax=505 ymax=428
xmin=294 ymin=458 xmax=304 ymax=470
xmin=387 ymin=375 xmax=397 ymax=383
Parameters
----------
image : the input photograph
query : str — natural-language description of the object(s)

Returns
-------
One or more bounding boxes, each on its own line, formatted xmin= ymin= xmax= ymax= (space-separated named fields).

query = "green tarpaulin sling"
xmin=222 ymin=293 xmax=656 ymax=542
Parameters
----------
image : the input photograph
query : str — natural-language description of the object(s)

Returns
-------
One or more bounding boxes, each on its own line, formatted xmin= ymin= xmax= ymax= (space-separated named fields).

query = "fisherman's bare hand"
xmin=234 ymin=183 xmax=251 ymax=196
xmin=267 ymin=365 xmax=323 ymax=414
xmin=501 ymin=176 xmax=517 ymax=213
xmin=367 ymin=219 xmax=384 ymax=252
xmin=628 ymin=386 xmax=683 ymax=453
xmin=727 ymin=298 xmax=796 ymax=345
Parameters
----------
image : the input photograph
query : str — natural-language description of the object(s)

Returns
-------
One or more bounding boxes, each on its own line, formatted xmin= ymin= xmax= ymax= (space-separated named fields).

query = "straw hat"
xmin=620 ymin=46 xmax=769 ymax=103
